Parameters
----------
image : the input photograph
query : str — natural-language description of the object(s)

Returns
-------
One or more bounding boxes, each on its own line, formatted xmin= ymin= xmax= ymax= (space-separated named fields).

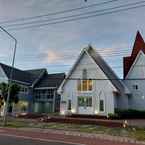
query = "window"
xmin=78 ymin=96 xmax=92 ymax=107
xmin=99 ymin=100 xmax=104 ymax=112
xmin=77 ymin=69 xmax=93 ymax=92
xmin=82 ymin=69 xmax=87 ymax=79
xmin=77 ymin=79 xmax=93 ymax=92
xmin=88 ymin=79 xmax=93 ymax=91
xmin=133 ymin=85 xmax=138 ymax=90
xmin=77 ymin=80 xmax=81 ymax=91
xmin=35 ymin=89 xmax=54 ymax=100
xmin=20 ymin=86 xmax=28 ymax=94
xmin=82 ymin=80 xmax=87 ymax=91
xmin=68 ymin=100 xmax=71 ymax=110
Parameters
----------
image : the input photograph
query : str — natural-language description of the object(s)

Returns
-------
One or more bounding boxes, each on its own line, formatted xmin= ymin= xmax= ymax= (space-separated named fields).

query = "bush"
xmin=108 ymin=113 xmax=120 ymax=119
xmin=115 ymin=109 xmax=145 ymax=119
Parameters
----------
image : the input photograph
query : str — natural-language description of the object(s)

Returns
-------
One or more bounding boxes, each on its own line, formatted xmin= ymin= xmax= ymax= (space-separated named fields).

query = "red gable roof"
xmin=123 ymin=31 xmax=145 ymax=78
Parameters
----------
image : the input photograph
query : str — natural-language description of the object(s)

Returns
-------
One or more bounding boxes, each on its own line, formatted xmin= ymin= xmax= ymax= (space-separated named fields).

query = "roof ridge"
xmin=25 ymin=68 xmax=46 ymax=71
xmin=0 ymin=62 xmax=24 ymax=72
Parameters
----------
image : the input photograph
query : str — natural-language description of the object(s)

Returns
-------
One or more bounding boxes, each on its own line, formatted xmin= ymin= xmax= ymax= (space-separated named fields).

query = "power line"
xmin=0 ymin=0 xmax=118 ymax=25
xmin=0 ymin=75 xmax=145 ymax=80
xmin=5 ymin=1 xmax=145 ymax=31
xmin=4 ymin=0 xmax=145 ymax=29
xmin=15 ymin=50 xmax=131 ymax=60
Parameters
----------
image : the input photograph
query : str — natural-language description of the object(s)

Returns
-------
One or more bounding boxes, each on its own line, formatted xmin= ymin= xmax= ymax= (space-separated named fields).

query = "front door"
xmin=78 ymin=96 xmax=93 ymax=114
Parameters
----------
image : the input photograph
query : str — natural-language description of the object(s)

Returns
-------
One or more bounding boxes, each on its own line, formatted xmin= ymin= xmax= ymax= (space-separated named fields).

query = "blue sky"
xmin=0 ymin=0 xmax=145 ymax=78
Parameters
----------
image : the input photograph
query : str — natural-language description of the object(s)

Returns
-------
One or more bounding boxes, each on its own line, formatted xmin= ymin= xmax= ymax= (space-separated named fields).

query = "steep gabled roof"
xmin=25 ymin=68 xmax=46 ymax=77
xmin=123 ymin=31 xmax=145 ymax=78
xmin=35 ymin=73 xmax=65 ymax=88
xmin=25 ymin=68 xmax=47 ymax=87
xmin=58 ymin=46 xmax=130 ymax=94
xmin=0 ymin=63 xmax=33 ymax=85
xmin=0 ymin=62 xmax=65 ymax=88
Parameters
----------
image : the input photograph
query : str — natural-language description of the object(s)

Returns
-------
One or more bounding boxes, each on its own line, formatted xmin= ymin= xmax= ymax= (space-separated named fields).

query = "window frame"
xmin=68 ymin=99 xmax=71 ymax=110
xmin=77 ymin=79 xmax=93 ymax=92
xmin=78 ymin=96 xmax=92 ymax=107
xmin=99 ymin=99 xmax=105 ymax=112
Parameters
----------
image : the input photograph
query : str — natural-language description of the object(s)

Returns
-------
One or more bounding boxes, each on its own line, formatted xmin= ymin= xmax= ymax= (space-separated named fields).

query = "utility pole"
xmin=0 ymin=26 xmax=17 ymax=126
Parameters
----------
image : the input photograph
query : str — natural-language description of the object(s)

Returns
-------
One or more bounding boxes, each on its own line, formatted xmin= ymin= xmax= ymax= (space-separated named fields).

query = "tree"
xmin=0 ymin=82 xmax=20 ymax=112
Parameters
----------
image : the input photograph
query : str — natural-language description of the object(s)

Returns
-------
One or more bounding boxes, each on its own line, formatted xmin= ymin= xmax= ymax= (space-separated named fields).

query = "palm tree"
xmin=0 ymin=82 xmax=20 ymax=113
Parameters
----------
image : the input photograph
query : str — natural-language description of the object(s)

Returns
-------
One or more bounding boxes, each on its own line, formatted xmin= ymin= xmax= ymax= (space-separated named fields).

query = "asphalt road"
xmin=0 ymin=135 xmax=79 ymax=145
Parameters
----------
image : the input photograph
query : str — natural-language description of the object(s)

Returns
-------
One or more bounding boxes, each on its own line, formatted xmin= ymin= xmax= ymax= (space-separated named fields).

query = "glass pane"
xmin=82 ymin=80 xmax=87 ymax=91
xmin=68 ymin=100 xmax=71 ymax=110
xmin=100 ymin=100 xmax=104 ymax=111
xmin=88 ymin=80 xmax=93 ymax=91
xmin=78 ymin=97 xmax=85 ymax=106
xmin=78 ymin=96 xmax=92 ymax=107
xmin=86 ymin=97 xmax=92 ymax=107
xmin=77 ymin=80 xmax=82 ymax=91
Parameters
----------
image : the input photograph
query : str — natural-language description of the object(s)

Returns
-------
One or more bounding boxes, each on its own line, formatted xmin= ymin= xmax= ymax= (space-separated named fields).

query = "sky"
xmin=0 ymin=0 xmax=145 ymax=78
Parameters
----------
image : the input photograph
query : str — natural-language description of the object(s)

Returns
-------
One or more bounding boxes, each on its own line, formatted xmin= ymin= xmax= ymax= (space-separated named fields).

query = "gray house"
xmin=0 ymin=63 xmax=65 ymax=114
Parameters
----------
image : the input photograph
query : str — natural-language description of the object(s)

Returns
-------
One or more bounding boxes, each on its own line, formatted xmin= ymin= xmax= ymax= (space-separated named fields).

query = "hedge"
xmin=108 ymin=109 xmax=145 ymax=119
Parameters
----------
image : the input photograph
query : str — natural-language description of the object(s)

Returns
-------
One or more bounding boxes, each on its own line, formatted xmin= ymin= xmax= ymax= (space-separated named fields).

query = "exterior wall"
xmin=60 ymin=52 xmax=118 ymax=116
xmin=32 ymin=88 xmax=60 ymax=113
xmin=125 ymin=51 xmax=145 ymax=110
xmin=115 ymin=94 xmax=129 ymax=110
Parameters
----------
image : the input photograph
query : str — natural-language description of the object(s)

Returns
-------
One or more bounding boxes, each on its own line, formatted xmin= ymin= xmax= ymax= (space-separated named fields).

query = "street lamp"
xmin=0 ymin=26 xmax=17 ymax=126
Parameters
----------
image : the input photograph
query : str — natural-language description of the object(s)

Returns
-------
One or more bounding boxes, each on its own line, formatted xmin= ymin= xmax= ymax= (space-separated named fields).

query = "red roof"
xmin=123 ymin=31 xmax=145 ymax=78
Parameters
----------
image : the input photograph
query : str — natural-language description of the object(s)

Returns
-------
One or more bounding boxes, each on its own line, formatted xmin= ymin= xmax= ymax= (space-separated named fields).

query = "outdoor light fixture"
xmin=71 ymin=108 xmax=76 ymax=113
xmin=60 ymin=110 xmax=65 ymax=115
xmin=94 ymin=110 xmax=99 ymax=114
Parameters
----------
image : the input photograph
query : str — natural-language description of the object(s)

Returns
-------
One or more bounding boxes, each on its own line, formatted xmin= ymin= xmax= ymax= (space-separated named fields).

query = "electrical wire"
xmin=3 ymin=1 xmax=145 ymax=31
xmin=0 ymin=0 xmax=119 ymax=25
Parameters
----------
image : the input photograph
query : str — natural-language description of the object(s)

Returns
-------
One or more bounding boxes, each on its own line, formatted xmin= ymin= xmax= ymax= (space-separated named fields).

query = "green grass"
xmin=0 ymin=117 xmax=145 ymax=142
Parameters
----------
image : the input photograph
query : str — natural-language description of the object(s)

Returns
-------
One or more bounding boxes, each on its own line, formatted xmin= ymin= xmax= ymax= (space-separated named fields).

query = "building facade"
xmin=58 ymin=46 xmax=130 ymax=116
xmin=124 ymin=31 xmax=145 ymax=111
xmin=0 ymin=63 xmax=65 ymax=114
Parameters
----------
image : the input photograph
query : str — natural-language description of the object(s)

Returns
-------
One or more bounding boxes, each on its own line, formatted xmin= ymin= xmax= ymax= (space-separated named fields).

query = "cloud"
xmin=44 ymin=50 xmax=61 ymax=63
xmin=1 ymin=0 xmax=145 ymax=76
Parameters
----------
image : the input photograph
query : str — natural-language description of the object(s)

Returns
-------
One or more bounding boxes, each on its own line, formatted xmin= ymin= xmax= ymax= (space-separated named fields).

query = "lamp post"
xmin=0 ymin=26 xmax=17 ymax=126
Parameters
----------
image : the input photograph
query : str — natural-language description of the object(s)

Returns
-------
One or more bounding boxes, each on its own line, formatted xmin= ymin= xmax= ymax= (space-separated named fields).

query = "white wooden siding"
xmin=125 ymin=51 xmax=145 ymax=110
xmin=61 ymin=52 xmax=117 ymax=116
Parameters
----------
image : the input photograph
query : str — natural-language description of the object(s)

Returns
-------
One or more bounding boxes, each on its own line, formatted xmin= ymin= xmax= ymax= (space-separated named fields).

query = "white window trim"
xmin=99 ymin=99 xmax=105 ymax=113
xmin=78 ymin=96 xmax=93 ymax=108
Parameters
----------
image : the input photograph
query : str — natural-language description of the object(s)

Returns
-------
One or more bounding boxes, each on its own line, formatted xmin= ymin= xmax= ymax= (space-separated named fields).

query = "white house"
xmin=124 ymin=31 xmax=145 ymax=111
xmin=58 ymin=46 xmax=130 ymax=116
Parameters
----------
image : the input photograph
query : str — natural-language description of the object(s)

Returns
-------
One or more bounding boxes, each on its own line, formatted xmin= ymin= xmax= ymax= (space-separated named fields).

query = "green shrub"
xmin=108 ymin=113 xmax=120 ymax=119
xmin=115 ymin=109 xmax=145 ymax=119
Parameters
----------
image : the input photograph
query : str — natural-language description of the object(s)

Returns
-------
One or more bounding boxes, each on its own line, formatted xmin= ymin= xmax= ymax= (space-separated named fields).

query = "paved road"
xmin=0 ymin=135 xmax=79 ymax=145
xmin=0 ymin=128 xmax=141 ymax=145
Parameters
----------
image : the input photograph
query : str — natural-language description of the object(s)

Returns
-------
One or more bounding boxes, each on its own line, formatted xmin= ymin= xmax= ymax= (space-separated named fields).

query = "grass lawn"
xmin=0 ymin=117 xmax=145 ymax=141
